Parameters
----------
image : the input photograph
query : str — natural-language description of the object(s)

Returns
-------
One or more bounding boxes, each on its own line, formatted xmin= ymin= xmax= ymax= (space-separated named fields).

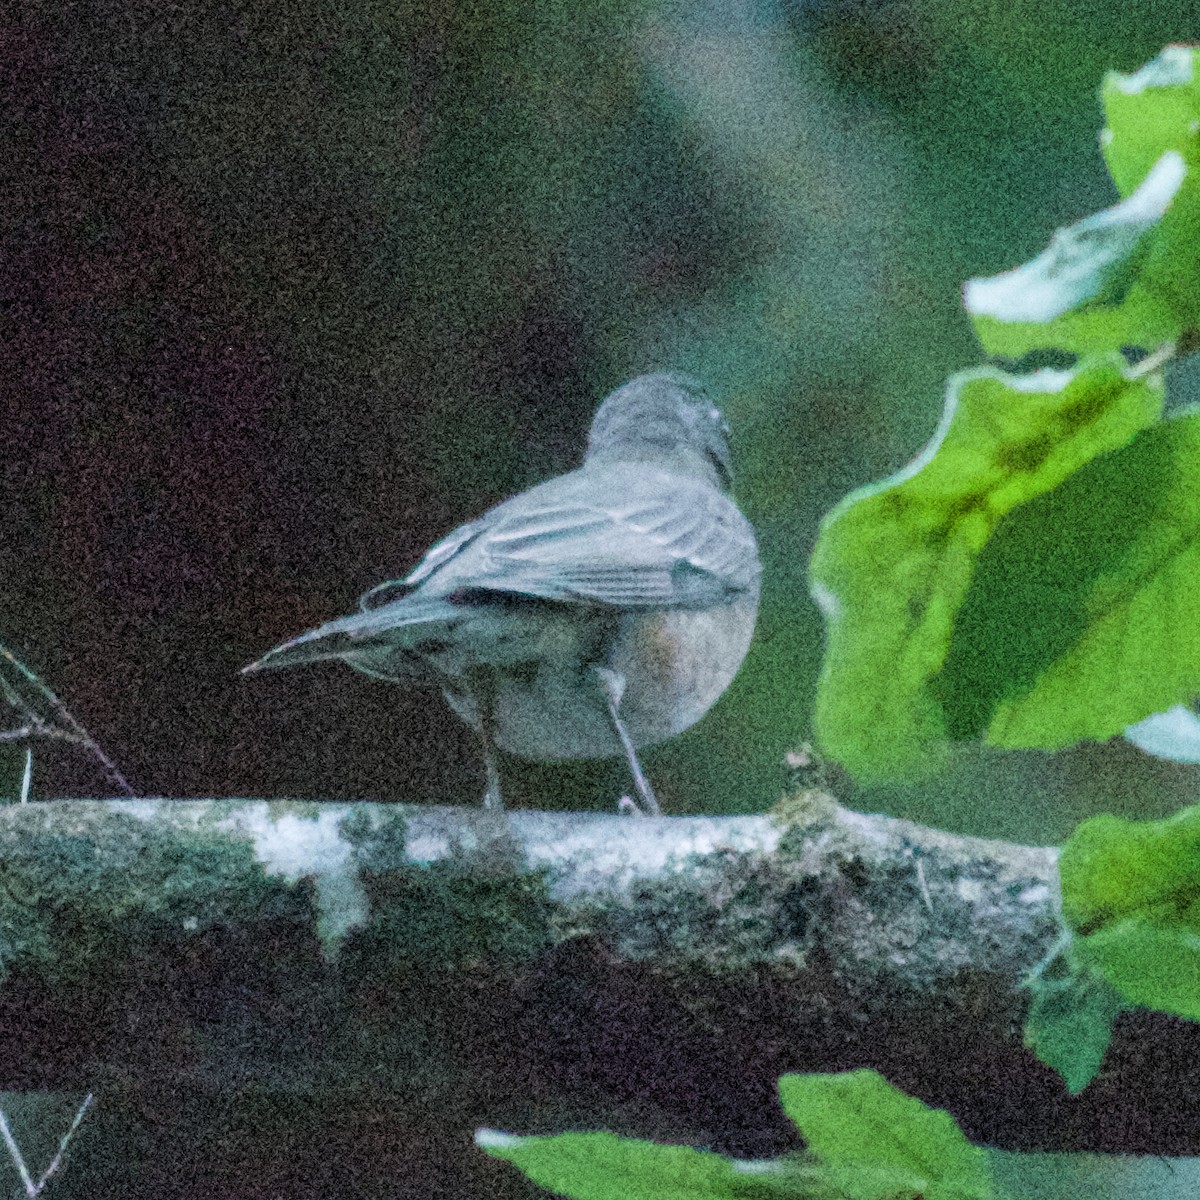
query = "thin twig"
xmin=0 ymin=1102 xmax=36 ymax=1196
xmin=32 ymin=1093 xmax=95 ymax=1195
xmin=0 ymin=726 xmax=81 ymax=744
xmin=0 ymin=641 xmax=134 ymax=796
xmin=0 ymin=1092 xmax=97 ymax=1197
xmin=1129 ymin=341 xmax=1177 ymax=379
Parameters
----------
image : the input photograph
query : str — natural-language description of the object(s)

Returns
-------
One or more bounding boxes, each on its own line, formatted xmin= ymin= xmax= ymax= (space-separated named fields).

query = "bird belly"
xmin=444 ymin=592 xmax=758 ymax=761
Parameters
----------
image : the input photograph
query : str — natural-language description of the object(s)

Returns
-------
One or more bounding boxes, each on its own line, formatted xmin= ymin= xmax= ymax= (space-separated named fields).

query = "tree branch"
xmin=0 ymin=794 xmax=1193 ymax=1155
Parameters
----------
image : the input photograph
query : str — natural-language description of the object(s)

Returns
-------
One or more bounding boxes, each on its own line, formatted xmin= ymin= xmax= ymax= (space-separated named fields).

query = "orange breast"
xmin=611 ymin=595 xmax=758 ymax=743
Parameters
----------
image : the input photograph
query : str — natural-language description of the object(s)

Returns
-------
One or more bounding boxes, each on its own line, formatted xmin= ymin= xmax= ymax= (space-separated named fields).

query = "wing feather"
xmin=396 ymin=467 xmax=759 ymax=610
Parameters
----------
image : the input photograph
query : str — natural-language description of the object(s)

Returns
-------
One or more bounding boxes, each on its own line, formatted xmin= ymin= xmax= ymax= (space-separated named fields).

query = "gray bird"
xmin=243 ymin=373 xmax=760 ymax=814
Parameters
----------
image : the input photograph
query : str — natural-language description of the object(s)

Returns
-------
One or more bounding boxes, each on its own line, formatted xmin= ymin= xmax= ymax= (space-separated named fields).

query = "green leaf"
xmin=1102 ymin=46 xmax=1200 ymax=199
xmin=936 ymin=408 xmax=1200 ymax=750
xmin=818 ymin=1162 xmax=939 ymax=1200
xmin=810 ymin=356 xmax=1161 ymax=781
xmin=1022 ymin=940 xmax=1126 ymax=1093
xmin=964 ymin=151 xmax=1185 ymax=356
xmin=475 ymin=1130 xmax=743 ymax=1200
xmin=1076 ymin=918 xmax=1200 ymax=1019
xmin=719 ymin=1157 xmax=934 ymax=1200
xmin=1059 ymin=806 xmax=1200 ymax=932
xmin=966 ymin=46 xmax=1200 ymax=358
xmin=1100 ymin=47 xmax=1200 ymax=348
xmin=1056 ymin=806 xmax=1200 ymax=1020
xmin=478 ymin=1074 xmax=995 ymax=1200
xmin=778 ymin=1070 xmax=991 ymax=1199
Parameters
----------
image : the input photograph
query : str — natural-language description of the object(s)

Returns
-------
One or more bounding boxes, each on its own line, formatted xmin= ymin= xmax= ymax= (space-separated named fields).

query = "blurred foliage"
xmin=482 ymin=1069 xmax=994 ymax=1199
xmin=3 ymin=0 xmax=1200 ymax=841
xmin=811 ymin=356 xmax=1165 ymax=781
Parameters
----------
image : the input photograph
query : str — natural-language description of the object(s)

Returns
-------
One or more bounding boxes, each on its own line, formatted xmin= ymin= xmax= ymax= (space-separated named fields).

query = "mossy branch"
xmin=0 ymin=795 xmax=1191 ymax=1153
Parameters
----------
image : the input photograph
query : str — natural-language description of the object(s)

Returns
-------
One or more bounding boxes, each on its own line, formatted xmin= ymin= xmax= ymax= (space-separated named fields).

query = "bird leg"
xmin=594 ymin=667 xmax=661 ymax=816
xmin=477 ymin=728 xmax=504 ymax=811
xmin=458 ymin=671 xmax=505 ymax=810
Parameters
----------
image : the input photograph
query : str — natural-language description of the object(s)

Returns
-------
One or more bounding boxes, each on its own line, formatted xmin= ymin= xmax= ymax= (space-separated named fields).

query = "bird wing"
xmin=359 ymin=519 xmax=486 ymax=610
xmin=386 ymin=467 xmax=760 ymax=611
xmin=246 ymin=467 xmax=761 ymax=674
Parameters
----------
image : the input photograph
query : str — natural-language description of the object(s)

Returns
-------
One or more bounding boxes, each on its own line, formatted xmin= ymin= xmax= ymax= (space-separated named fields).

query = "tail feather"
xmin=242 ymin=596 xmax=463 ymax=674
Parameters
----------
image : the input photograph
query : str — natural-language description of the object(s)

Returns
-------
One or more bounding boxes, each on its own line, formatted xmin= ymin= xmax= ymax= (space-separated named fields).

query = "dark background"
xmin=4 ymin=0 xmax=1200 ymax=840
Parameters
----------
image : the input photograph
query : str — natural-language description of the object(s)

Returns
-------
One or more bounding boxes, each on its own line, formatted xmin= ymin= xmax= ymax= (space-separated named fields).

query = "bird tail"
xmin=241 ymin=596 xmax=464 ymax=674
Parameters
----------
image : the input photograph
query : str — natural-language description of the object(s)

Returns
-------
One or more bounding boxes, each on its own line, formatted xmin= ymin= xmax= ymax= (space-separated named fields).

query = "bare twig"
xmin=0 ymin=641 xmax=133 ymax=796
xmin=33 ymin=1094 xmax=95 ymax=1195
xmin=0 ymin=726 xmax=83 ymax=744
xmin=0 ymin=1102 xmax=36 ymax=1196
xmin=0 ymin=1092 xmax=96 ymax=1197
xmin=1130 ymin=341 xmax=1177 ymax=378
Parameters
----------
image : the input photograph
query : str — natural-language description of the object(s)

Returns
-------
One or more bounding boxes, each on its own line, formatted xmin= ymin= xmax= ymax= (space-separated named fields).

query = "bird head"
xmin=585 ymin=372 xmax=735 ymax=490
